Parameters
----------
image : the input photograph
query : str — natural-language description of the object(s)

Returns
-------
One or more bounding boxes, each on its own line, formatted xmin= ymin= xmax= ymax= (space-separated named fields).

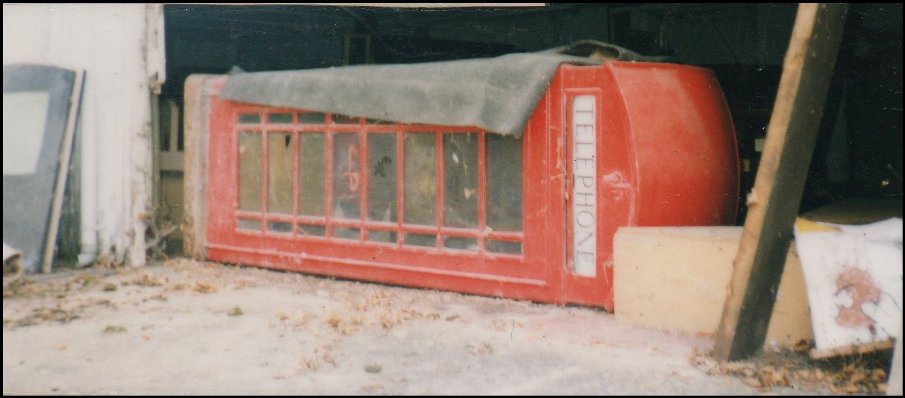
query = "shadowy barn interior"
xmin=157 ymin=4 xmax=902 ymax=259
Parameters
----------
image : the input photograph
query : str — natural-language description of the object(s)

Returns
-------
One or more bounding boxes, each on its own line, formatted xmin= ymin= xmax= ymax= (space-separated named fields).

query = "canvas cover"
xmin=220 ymin=41 xmax=667 ymax=137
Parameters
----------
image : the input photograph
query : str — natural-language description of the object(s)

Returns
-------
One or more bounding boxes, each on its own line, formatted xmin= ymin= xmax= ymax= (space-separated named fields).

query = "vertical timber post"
xmin=712 ymin=3 xmax=847 ymax=361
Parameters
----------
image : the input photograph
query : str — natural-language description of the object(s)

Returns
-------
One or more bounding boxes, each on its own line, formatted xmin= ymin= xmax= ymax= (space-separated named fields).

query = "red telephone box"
xmin=199 ymin=61 xmax=738 ymax=311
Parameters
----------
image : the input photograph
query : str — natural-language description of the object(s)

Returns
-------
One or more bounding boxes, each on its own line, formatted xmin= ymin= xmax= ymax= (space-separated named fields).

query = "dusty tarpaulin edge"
xmin=219 ymin=52 xmax=600 ymax=137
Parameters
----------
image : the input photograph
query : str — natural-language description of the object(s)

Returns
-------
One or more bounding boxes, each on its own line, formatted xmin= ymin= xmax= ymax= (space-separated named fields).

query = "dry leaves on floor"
xmin=192 ymin=282 xmax=218 ymax=294
xmin=10 ymin=306 xmax=80 ymax=327
xmin=691 ymin=345 xmax=893 ymax=394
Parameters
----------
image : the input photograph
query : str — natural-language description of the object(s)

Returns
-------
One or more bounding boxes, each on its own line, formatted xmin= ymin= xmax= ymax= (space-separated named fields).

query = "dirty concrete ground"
xmin=2 ymin=258 xmax=892 ymax=395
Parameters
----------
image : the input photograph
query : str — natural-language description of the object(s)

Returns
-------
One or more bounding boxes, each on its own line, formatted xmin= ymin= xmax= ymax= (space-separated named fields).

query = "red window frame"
xmin=204 ymin=79 xmax=569 ymax=305
xmin=229 ymin=110 xmax=525 ymax=254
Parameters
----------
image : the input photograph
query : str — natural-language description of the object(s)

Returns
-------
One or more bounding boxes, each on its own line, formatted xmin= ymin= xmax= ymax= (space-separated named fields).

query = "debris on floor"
xmin=691 ymin=344 xmax=894 ymax=394
xmin=4 ymin=257 xmax=898 ymax=395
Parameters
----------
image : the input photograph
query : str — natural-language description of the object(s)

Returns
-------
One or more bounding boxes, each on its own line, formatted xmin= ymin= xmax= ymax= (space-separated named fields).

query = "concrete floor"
xmin=3 ymin=258 xmax=833 ymax=395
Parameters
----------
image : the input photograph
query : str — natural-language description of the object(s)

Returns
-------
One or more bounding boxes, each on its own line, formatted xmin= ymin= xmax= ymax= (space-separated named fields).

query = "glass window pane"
xmin=334 ymin=227 xmax=360 ymax=240
xmin=3 ymin=91 xmax=48 ymax=175
xmin=444 ymin=237 xmax=478 ymax=251
xmin=268 ymin=113 xmax=293 ymax=124
xmin=487 ymin=240 xmax=522 ymax=255
xmin=298 ymin=133 xmax=325 ymax=216
xmin=238 ymin=132 xmax=262 ymax=212
xmin=268 ymin=221 xmax=292 ymax=234
xmin=368 ymin=230 xmax=397 ymax=243
xmin=486 ymin=134 xmax=523 ymax=232
xmin=298 ymin=224 xmax=325 ymax=237
xmin=443 ymin=133 xmax=478 ymax=228
xmin=299 ymin=112 xmax=326 ymax=124
xmin=238 ymin=113 xmax=260 ymax=124
xmin=404 ymin=133 xmax=436 ymax=225
xmin=333 ymin=114 xmax=359 ymax=124
xmin=405 ymin=233 xmax=436 ymax=247
xmin=365 ymin=118 xmax=394 ymax=125
xmin=268 ymin=132 xmax=293 ymax=214
xmin=333 ymin=133 xmax=361 ymax=219
xmin=368 ymin=133 xmax=396 ymax=222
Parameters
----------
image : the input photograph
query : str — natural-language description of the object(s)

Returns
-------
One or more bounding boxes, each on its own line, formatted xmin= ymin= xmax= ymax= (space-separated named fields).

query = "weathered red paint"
xmin=201 ymin=61 xmax=738 ymax=311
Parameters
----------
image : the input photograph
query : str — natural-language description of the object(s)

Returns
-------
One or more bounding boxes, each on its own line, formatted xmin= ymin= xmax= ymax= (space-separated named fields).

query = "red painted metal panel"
xmin=201 ymin=61 xmax=738 ymax=311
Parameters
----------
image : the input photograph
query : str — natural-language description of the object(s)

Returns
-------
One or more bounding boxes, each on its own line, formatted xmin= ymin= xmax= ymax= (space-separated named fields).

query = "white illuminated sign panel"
xmin=572 ymin=95 xmax=596 ymax=277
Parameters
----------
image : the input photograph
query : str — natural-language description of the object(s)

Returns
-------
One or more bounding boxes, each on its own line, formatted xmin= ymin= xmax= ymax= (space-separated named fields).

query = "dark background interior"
xmin=161 ymin=3 xmax=903 ymax=226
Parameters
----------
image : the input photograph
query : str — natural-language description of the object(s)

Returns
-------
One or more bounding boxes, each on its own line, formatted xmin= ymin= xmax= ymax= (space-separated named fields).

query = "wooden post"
xmin=183 ymin=76 xmax=207 ymax=259
xmin=42 ymin=70 xmax=85 ymax=274
xmin=183 ymin=75 xmax=222 ymax=259
xmin=712 ymin=3 xmax=847 ymax=361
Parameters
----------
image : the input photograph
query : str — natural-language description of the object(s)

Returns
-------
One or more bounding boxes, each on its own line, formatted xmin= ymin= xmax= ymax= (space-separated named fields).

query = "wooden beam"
xmin=712 ymin=3 xmax=847 ymax=361
xmin=42 ymin=70 xmax=85 ymax=274
xmin=182 ymin=75 xmax=221 ymax=259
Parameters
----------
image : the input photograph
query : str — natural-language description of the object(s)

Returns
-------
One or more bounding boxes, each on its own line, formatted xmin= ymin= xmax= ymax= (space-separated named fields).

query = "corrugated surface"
xmin=3 ymin=4 xmax=165 ymax=267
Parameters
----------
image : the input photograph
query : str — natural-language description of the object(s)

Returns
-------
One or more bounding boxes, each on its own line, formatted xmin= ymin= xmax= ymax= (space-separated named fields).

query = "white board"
xmin=794 ymin=217 xmax=903 ymax=355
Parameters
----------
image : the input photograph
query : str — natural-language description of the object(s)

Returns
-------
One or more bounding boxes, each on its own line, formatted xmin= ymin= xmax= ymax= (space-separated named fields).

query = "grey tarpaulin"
xmin=218 ymin=41 xmax=664 ymax=137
